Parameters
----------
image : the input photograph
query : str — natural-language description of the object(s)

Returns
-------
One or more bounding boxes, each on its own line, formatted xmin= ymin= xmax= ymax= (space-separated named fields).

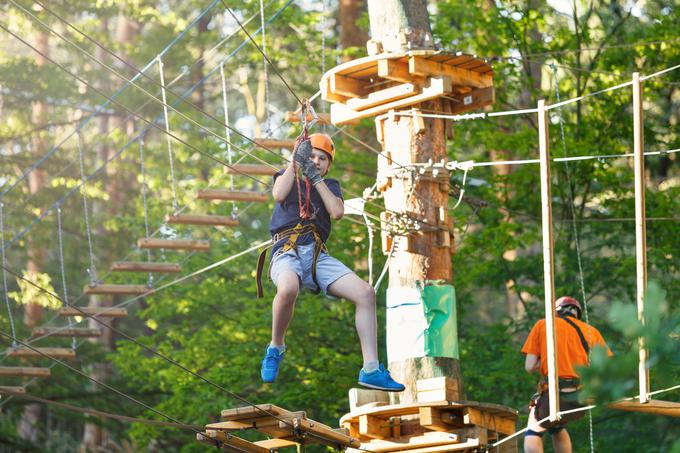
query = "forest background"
xmin=0 ymin=0 xmax=678 ymax=452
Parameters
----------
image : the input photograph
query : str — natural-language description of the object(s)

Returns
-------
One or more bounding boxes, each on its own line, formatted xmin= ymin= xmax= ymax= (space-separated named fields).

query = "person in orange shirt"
xmin=521 ymin=296 xmax=611 ymax=453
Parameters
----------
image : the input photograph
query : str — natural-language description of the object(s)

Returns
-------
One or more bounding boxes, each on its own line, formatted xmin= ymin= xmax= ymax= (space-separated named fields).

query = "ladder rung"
xmin=253 ymin=138 xmax=296 ymax=149
xmin=0 ymin=366 xmax=51 ymax=378
xmin=225 ymin=164 xmax=281 ymax=176
xmin=137 ymin=238 xmax=211 ymax=251
xmin=58 ymin=307 xmax=128 ymax=318
xmin=165 ymin=214 xmax=239 ymax=227
xmin=197 ymin=190 xmax=269 ymax=203
xmin=111 ymin=262 xmax=182 ymax=273
xmin=33 ymin=327 xmax=103 ymax=338
xmin=0 ymin=386 xmax=26 ymax=394
xmin=6 ymin=347 xmax=76 ymax=360
xmin=83 ymin=284 xmax=151 ymax=295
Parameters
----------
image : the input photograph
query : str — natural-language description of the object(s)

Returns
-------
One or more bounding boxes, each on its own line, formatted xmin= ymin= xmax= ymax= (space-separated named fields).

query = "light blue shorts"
xmin=270 ymin=243 xmax=353 ymax=295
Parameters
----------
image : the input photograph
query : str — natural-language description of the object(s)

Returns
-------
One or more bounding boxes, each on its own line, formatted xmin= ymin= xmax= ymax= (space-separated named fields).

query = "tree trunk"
xmin=368 ymin=0 xmax=461 ymax=404
xmin=18 ymin=28 xmax=49 ymax=444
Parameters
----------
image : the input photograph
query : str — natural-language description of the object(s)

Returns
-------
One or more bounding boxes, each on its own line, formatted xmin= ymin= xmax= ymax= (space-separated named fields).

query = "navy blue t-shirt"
xmin=268 ymin=170 xmax=343 ymax=257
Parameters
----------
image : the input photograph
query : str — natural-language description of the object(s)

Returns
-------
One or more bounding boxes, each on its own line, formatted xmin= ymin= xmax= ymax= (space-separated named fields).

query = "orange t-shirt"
xmin=521 ymin=316 xmax=611 ymax=378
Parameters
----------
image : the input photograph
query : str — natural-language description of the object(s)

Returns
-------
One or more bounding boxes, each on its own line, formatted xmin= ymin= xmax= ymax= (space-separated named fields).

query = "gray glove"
xmin=301 ymin=159 xmax=322 ymax=185
xmin=294 ymin=139 xmax=312 ymax=166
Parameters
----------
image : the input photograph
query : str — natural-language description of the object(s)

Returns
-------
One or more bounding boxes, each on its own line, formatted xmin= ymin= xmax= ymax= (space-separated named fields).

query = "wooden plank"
xmin=463 ymin=408 xmax=516 ymax=435
xmin=224 ymin=164 xmax=280 ymax=176
xmin=609 ymin=399 xmax=680 ymax=417
xmin=0 ymin=366 xmax=51 ymax=378
xmin=83 ymin=284 xmax=150 ymax=295
xmin=221 ymin=404 xmax=293 ymax=421
xmin=289 ymin=418 xmax=361 ymax=448
xmin=321 ymin=76 xmax=350 ymax=102
xmin=417 ymin=377 xmax=459 ymax=392
xmin=32 ymin=327 xmax=102 ymax=338
xmin=59 ymin=307 xmax=128 ymax=317
xmin=346 ymin=83 xmax=418 ymax=111
xmin=377 ymin=59 xmax=426 ymax=84
xmin=202 ymin=430 xmax=270 ymax=453
xmin=352 ymin=438 xmax=480 ymax=453
xmin=6 ymin=347 xmax=76 ymax=360
xmin=111 ymin=262 xmax=182 ymax=273
xmin=331 ymin=73 xmax=370 ymax=98
xmin=360 ymin=432 xmax=461 ymax=453
xmin=418 ymin=407 xmax=461 ymax=431
xmin=448 ymin=86 xmax=495 ymax=115
xmin=137 ymin=238 xmax=211 ymax=251
xmin=197 ymin=189 xmax=269 ymax=203
xmin=417 ymin=388 xmax=460 ymax=403
xmin=359 ymin=414 xmax=391 ymax=439
xmin=330 ymin=76 xmax=452 ymax=126
xmin=165 ymin=214 xmax=239 ymax=227
xmin=253 ymin=438 xmax=299 ymax=449
xmin=253 ymin=138 xmax=296 ymax=149
xmin=349 ymin=388 xmax=390 ymax=412
xmin=0 ymin=386 xmax=26 ymax=394
xmin=408 ymin=56 xmax=492 ymax=89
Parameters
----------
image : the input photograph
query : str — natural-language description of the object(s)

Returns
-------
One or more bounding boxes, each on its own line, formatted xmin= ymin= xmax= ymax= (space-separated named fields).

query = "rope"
xmin=0 ymin=202 xmax=17 ymax=346
xmin=0 ymin=388 xmax=203 ymax=430
xmin=219 ymin=63 xmax=238 ymax=218
xmin=259 ymin=0 xmax=271 ymax=133
xmin=76 ymin=132 xmax=98 ymax=286
xmin=0 ymin=0 xmax=221 ymax=199
xmin=138 ymin=138 xmax=154 ymax=287
xmin=157 ymin=56 xmax=179 ymax=212
xmin=551 ymin=64 xmax=595 ymax=453
xmin=56 ymin=206 xmax=77 ymax=351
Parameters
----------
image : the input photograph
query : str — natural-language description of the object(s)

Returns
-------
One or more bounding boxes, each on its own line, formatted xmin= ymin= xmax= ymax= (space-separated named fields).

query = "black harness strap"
xmin=558 ymin=313 xmax=590 ymax=355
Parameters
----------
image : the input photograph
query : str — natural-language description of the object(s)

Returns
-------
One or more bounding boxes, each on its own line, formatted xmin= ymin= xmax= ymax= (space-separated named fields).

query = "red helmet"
xmin=556 ymin=296 xmax=582 ymax=319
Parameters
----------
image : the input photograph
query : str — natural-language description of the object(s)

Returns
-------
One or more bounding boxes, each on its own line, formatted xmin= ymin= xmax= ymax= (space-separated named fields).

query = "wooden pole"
xmin=537 ymin=99 xmax=559 ymax=421
xmin=632 ymin=72 xmax=649 ymax=404
xmin=367 ymin=0 xmax=462 ymax=404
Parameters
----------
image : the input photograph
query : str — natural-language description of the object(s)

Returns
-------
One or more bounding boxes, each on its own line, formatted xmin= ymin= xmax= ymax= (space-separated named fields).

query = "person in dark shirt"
xmin=260 ymin=133 xmax=404 ymax=392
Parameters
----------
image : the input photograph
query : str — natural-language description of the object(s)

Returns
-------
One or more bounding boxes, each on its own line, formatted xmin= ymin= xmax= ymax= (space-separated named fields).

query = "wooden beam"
xmin=346 ymin=83 xmax=418 ymax=111
xmin=224 ymin=164 xmax=280 ymax=176
xmin=111 ymin=262 xmax=182 ymax=273
xmin=330 ymin=73 xmax=369 ymax=98
xmin=609 ymin=399 xmax=680 ymax=417
xmin=538 ymin=98 xmax=559 ymax=422
xmin=330 ymin=76 xmax=452 ymax=126
xmin=321 ymin=76 xmax=350 ymax=103
xmin=289 ymin=418 xmax=360 ymax=448
xmin=200 ymin=430 xmax=270 ymax=453
xmin=360 ymin=432 xmax=461 ymax=453
xmin=221 ymin=404 xmax=295 ymax=420
xmin=419 ymin=407 xmax=460 ymax=431
xmin=83 ymin=284 xmax=150 ymax=295
xmin=408 ymin=56 xmax=492 ymax=88
xmin=253 ymin=438 xmax=299 ymax=449
xmin=165 ymin=214 xmax=239 ymax=227
xmin=0 ymin=366 xmax=51 ymax=378
xmin=448 ymin=86 xmax=495 ymax=115
xmin=632 ymin=72 xmax=649 ymax=404
xmin=253 ymin=138 xmax=296 ymax=149
xmin=137 ymin=238 xmax=211 ymax=251
xmin=59 ymin=307 xmax=128 ymax=318
xmin=197 ymin=189 xmax=269 ymax=203
xmin=462 ymin=408 xmax=516 ymax=435
xmin=348 ymin=388 xmax=390 ymax=412
xmin=359 ymin=414 xmax=391 ymax=439
xmin=377 ymin=59 xmax=426 ymax=84
xmin=0 ymin=386 xmax=26 ymax=394
xmin=32 ymin=327 xmax=102 ymax=338
xmin=6 ymin=347 xmax=76 ymax=360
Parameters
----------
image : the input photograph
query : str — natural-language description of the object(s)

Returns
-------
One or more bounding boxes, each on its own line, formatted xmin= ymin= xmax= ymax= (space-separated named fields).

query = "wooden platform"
xmin=197 ymin=404 xmax=360 ymax=452
xmin=340 ymin=399 xmax=518 ymax=453
xmin=225 ymin=164 xmax=281 ymax=176
xmin=137 ymin=238 xmax=210 ymax=251
xmin=284 ymin=111 xmax=360 ymax=126
xmin=83 ymin=284 xmax=150 ymax=295
xmin=58 ymin=307 xmax=128 ymax=318
xmin=32 ymin=327 xmax=103 ymax=338
xmin=609 ymin=399 xmax=680 ymax=417
xmin=320 ymin=50 xmax=494 ymax=125
xmin=197 ymin=189 xmax=269 ymax=203
xmin=0 ymin=366 xmax=51 ymax=378
xmin=6 ymin=347 xmax=76 ymax=360
xmin=253 ymin=138 xmax=296 ymax=150
xmin=111 ymin=262 xmax=182 ymax=273
xmin=0 ymin=386 xmax=26 ymax=394
xmin=165 ymin=214 xmax=239 ymax=227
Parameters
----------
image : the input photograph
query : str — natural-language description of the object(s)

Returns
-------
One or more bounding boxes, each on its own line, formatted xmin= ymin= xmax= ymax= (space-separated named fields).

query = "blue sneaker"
xmin=261 ymin=346 xmax=284 ymax=383
xmin=358 ymin=364 xmax=405 ymax=392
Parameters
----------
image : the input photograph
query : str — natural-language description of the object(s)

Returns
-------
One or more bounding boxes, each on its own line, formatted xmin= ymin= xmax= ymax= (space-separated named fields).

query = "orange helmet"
xmin=309 ymin=133 xmax=335 ymax=161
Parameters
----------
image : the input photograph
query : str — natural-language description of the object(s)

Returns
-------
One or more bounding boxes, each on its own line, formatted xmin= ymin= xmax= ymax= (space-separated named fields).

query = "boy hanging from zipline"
xmin=256 ymin=130 xmax=404 ymax=392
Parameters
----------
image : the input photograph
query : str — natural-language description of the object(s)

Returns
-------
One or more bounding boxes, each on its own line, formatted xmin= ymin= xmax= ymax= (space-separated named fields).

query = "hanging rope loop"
xmin=293 ymin=99 xmax=312 ymax=220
